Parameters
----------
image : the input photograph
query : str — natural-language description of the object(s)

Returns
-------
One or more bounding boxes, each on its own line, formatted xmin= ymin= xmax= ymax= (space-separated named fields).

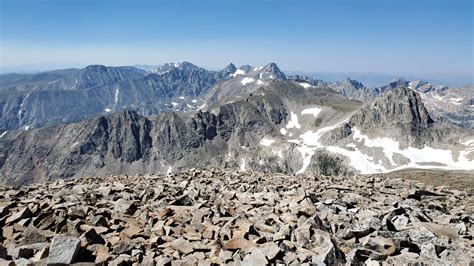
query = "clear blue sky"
xmin=0 ymin=0 xmax=472 ymax=79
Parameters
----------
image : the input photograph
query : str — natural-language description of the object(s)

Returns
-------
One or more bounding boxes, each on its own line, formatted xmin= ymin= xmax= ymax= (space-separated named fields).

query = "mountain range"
xmin=0 ymin=62 xmax=473 ymax=186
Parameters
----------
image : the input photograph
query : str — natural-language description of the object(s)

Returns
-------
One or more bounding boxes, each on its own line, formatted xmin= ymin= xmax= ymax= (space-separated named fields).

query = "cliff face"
xmin=1 ymin=81 xmax=472 ymax=186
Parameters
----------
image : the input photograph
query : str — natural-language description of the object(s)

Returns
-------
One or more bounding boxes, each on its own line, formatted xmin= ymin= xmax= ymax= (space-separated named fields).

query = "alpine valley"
xmin=0 ymin=62 xmax=472 ymax=186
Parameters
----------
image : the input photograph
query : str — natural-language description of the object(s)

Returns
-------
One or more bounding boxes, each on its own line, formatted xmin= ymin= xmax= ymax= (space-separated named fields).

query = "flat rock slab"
xmin=47 ymin=235 xmax=80 ymax=265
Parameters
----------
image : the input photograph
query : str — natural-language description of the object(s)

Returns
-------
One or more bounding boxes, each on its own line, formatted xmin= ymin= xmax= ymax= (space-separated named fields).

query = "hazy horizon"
xmin=1 ymin=0 xmax=473 ymax=82
xmin=0 ymin=61 xmax=471 ymax=87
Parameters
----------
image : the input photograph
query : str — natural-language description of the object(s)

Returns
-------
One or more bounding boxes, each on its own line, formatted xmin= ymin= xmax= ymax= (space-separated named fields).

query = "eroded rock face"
xmin=0 ymin=170 xmax=472 ymax=265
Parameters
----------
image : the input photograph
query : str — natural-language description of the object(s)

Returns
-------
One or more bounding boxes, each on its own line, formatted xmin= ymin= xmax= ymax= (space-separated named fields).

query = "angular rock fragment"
xmin=6 ymin=208 xmax=32 ymax=225
xmin=0 ymin=246 xmax=6 ymax=260
xmin=114 ymin=199 xmax=137 ymax=215
xmin=82 ymin=228 xmax=106 ymax=245
xmin=167 ymin=238 xmax=194 ymax=255
xmin=47 ymin=235 xmax=81 ymax=265
xmin=0 ymin=170 xmax=471 ymax=265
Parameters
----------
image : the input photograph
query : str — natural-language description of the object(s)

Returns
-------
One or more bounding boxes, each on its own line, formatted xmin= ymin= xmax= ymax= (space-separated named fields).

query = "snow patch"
xmin=296 ymin=146 xmax=315 ymax=174
xmin=346 ymin=143 xmax=356 ymax=148
xmin=461 ymin=139 xmax=474 ymax=147
xmin=71 ymin=142 xmax=80 ymax=149
xmin=326 ymin=145 xmax=385 ymax=173
xmin=240 ymin=159 xmax=246 ymax=171
xmin=288 ymin=113 xmax=473 ymax=174
xmin=191 ymin=99 xmax=197 ymax=103
xmin=260 ymin=138 xmax=275 ymax=146
xmin=105 ymin=108 xmax=111 ymax=112
xmin=277 ymin=150 xmax=283 ymax=159
xmin=352 ymin=128 xmax=399 ymax=166
xmin=300 ymin=122 xmax=345 ymax=147
xmin=0 ymin=131 xmax=7 ymax=138
xmin=179 ymin=96 xmax=185 ymax=100
xmin=231 ymin=69 xmax=246 ymax=77
xmin=294 ymin=120 xmax=348 ymax=174
xmin=301 ymin=107 xmax=322 ymax=117
xmin=450 ymin=97 xmax=463 ymax=105
xmin=241 ymin=77 xmax=255 ymax=85
xmin=298 ymin=82 xmax=312 ymax=88
xmin=288 ymin=139 xmax=301 ymax=144
xmin=286 ymin=112 xmax=301 ymax=129
xmin=432 ymin=94 xmax=444 ymax=101
xmin=114 ymin=88 xmax=119 ymax=104
xmin=339 ymin=128 xmax=474 ymax=173
xmin=280 ymin=128 xmax=287 ymax=135
xmin=171 ymin=102 xmax=178 ymax=107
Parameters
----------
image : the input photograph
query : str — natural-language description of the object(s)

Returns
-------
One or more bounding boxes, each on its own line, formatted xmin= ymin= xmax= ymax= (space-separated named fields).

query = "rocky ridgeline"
xmin=0 ymin=170 xmax=472 ymax=265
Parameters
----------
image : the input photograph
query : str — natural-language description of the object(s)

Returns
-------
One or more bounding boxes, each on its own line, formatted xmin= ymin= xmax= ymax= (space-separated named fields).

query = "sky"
xmin=0 ymin=0 xmax=472 ymax=82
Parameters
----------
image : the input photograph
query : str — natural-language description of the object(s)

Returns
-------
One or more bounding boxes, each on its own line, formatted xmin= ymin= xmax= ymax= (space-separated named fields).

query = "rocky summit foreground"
xmin=0 ymin=171 xmax=472 ymax=265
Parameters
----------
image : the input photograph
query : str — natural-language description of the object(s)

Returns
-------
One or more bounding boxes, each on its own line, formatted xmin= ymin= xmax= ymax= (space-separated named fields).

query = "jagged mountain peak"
xmin=385 ymin=78 xmax=409 ymax=89
xmin=230 ymin=63 xmax=285 ymax=79
xmin=340 ymin=78 xmax=365 ymax=89
xmin=104 ymin=109 xmax=142 ymax=120
xmin=178 ymin=61 xmax=200 ymax=70
xmin=237 ymin=65 xmax=253 ymax=73
xmin=151 ymin=61 xmax=204 ymax=75
xmin=221 ymin=63 xmax=237 ymax=75
xmin=262 ymin=62 xmax=279 ymax=71
xmin=349 ymin=87 xmax=434 ymax=135
xmin=261 ymin=62 xmax=286 ymax=79
xmin=288 ymin=75 xmax=329 ymax=87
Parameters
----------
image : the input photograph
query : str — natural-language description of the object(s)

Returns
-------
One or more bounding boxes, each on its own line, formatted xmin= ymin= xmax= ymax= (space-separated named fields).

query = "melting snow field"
xmin=296 ymin=124 xmax=474 ymax=174
xmin=260 ymin=116 xmax=474 ymax=174
xmin=328 ymin=128 xmax=474 ymax=174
